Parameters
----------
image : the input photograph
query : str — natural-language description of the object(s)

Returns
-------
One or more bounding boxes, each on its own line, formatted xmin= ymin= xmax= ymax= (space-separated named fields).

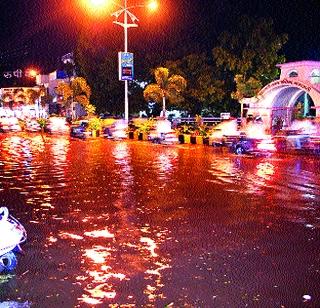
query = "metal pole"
xmin=124 ymin=0 xmax=129 ymax=123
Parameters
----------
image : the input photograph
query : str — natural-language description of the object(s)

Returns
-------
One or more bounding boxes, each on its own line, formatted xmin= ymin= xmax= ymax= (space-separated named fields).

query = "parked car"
xmin=230 ymin=136 xmax=276 ymax=155
xmin=0 ymin=117 xmax=22 ymax=132
xmin=25 ymin=119 xmax=41 ymax=132
xmin=70 ymin=120 xmax=90 ymax=139
xmin=273 ymin=130 xmax=320 ymax=155
xmin=151 ymin=130 xmax=179 ymax=145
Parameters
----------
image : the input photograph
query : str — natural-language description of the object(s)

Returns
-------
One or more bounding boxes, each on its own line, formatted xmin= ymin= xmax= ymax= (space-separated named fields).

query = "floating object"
xmin=0 ymin=207 xmax=27 ymax=273
xmin=0 ymin=301 xmax=30 ymax=308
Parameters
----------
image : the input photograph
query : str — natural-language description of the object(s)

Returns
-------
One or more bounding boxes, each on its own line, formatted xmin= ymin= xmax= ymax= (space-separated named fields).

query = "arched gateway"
xmin=247 ymin=61 xmax=320 ymax=129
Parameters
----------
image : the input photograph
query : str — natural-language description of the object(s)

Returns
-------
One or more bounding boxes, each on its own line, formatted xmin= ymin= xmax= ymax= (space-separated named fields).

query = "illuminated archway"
xmin=247 ymin=61 xmax=320 ymax=129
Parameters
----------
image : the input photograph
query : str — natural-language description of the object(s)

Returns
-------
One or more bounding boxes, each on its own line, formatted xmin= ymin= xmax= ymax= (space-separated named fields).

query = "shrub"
xmin=88 ymin=117 xmax=102 ymax=131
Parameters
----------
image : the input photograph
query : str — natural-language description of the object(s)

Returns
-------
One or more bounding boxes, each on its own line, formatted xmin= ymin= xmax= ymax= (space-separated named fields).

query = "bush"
xmin=88 ymin=117 xmax=102 ymax=131
xmin=136 ymin=118 xmax=156 ymax=133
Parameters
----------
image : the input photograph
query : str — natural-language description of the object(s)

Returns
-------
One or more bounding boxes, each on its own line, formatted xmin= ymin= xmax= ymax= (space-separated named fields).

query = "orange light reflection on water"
xmin=156 ymin=149 xmax=178 ymax=180
xmin=77 ymin=244 xmax=126 ymax=305
xmin=76 ymin=224 xmax=171 ymax=305
xmin=256 ymin=162 xmax=275 ymax=180
xmin=73 ymin=143 xmax=172 ymax=305
xmin=84 ymin=229 xmax=115 ymax=238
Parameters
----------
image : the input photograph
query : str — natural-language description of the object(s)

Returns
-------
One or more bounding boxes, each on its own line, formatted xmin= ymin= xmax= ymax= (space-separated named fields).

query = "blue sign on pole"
xmin=118 ymin=52 xmax=134 ymax=81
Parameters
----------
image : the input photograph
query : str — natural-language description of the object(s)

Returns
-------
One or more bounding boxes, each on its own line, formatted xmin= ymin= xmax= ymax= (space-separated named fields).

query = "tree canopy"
xmin=73 ymin=15 xmax=288 ymax=117
xmin=213 ymin=16 xmax=288 ymax=101
xmin=165 ymin=53 xmax=225 ymax=115
xmin=143 ymin=67 xmax=187 ymax=115
xmin=56 ymin=77 xmax=93 ymax=114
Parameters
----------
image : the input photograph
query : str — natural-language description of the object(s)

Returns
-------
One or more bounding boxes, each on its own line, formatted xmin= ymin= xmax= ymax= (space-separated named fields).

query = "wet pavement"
xmin=0 ymin=133 xmax=319 ymax=307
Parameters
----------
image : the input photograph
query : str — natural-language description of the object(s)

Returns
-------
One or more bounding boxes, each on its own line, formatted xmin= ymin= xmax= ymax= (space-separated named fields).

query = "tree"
xmin=1 ymin=93 xmax=13 ymax=107
xmin=74 ymin=33 xmax=125 ymax=115
xmin=232 ymin=75 xmax=262 ymax=101
xmin=213 ymin=16 xmax=288 ymax=105
xmin=13 ymin=89 xmax=27 ymax=105
xmin=143 ymin=67 xmax=187 ymax=116
xmin=166 ymin=53 xmax=225 ymax=115
xmin=56 ymin=77 xmax=93 ymax=117
xmin=25 ymin=89 xmax=40 ymax=105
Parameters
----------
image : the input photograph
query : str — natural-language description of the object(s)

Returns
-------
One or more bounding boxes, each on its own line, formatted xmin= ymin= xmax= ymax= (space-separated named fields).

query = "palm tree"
xmin=143 ymin=67 xmax=187 ymax=117
xmin=56 ymin=77 xmax=93 ymax=119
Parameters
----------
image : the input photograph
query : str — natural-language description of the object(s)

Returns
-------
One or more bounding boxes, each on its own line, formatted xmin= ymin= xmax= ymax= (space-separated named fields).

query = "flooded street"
xmin=0 ymin=133 xmax=319 ymax=307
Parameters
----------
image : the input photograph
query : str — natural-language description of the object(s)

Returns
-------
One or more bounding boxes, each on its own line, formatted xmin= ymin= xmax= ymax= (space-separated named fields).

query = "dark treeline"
xmin=74 ymin=15 xmax=288 ymax=117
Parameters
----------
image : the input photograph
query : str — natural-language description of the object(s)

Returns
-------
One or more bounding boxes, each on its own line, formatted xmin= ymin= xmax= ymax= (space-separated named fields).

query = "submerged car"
xmin=230 ymin=136 xmax=276 ymax=155
xmin=70 ymin=120 xmax=90 ymax=139
xmin=45 ymin=117 xmax=70 ymax=134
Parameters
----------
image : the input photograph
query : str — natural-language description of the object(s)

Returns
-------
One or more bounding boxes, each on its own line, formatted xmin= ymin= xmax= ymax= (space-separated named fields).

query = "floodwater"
xmin=0 ymin=133 xmax=319 ymax=308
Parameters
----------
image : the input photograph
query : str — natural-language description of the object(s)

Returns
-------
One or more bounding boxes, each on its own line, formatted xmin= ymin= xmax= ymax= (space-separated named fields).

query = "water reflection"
xmin=112 ymin=142 xmax=134 ymax=188
xmin=208 ymin=153 xmax=320 ymax=227
xmin=256 ymin=161 xmax=275 ymax=180
xmin=0 ymin=136 xmax=320 ymax=307
xmin=73 ymin=142 xmax=172 ymax=305
xmin=155 ymin=148 xmax=178 ymax=181
xmin=51 ymin=137 xmax=69 ymax=167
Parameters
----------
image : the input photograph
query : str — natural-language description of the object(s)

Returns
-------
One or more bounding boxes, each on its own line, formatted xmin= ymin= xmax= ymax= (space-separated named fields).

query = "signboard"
xmin=260 ymin=78 xmax=312 ymax=95
xmin=0 ymin=69 xmax=40 ymax=79
xmin=2 ymin=69 xmax=24 ymax=79
xmin=220 ymin=112 xmax=231 ymax=120
xmin=118 ymin=52 xmax=134 ymax=81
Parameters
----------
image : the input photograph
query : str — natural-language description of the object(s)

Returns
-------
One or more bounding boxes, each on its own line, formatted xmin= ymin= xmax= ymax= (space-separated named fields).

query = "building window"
xmin=288 ymin=70 xmax=298 ymax=78
xmin=310 ymin=69 xmax=320 ymax=84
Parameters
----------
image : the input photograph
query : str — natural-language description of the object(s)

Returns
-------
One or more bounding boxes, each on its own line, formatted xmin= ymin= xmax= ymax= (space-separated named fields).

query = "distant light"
xmin=88 ymin=0 xmax=108 ymax=8
xmin=81 ymin=0 xmax=111 ymax=16
xmin=147 ymin=0 xmax=158 ymax=11
xmin=27 ymin=69 xmax=38 ymax=78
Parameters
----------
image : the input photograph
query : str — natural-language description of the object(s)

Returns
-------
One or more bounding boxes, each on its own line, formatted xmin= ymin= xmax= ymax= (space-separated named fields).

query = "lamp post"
xmin=84 ymin=0 xmax=158 ymax=122
xmin=111 ymin=0 xmax=137 ymax=123
xmin=110 ymin=0 xmax=158 ymax=123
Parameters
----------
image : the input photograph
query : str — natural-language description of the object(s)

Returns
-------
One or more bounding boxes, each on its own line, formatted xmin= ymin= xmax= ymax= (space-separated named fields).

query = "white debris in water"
xmin=302 ymin=294 xmax=311 ymax=301
xmin=305 ymin=224 xmax=314 ymax=228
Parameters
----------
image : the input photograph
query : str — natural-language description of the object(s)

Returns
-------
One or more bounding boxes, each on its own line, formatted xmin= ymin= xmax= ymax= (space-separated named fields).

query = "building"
xmin=247 ymin=61 xmax=320 ymax=129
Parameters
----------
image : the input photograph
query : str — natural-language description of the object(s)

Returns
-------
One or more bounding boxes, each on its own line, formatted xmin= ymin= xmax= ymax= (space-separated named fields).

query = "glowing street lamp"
xmin=82 ymin=0 xmax=111 ymax=16
xmin=26 ymin=68 xmax=39 ymax=78
xmin=147 ymin=0 xmax=158 ymax=11
xmin=111 ymin=0 xmax=158 ymax=123
xmin=84 ymin=0 xmax=158 ymax=123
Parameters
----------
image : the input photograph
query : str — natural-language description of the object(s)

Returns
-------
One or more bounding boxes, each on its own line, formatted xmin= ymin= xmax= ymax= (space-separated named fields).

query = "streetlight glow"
xmin=90 ymin=0 xmax=107 ymax=5
xmin=26 ymin=68 xmax=39 ymax=78
xmin=81 ymin=0 xmax=111 ymax=16
xmin=80 ymin=0 xmax=159 ymax=123
xmin=147 ymin=0 xmax=158 ymax=11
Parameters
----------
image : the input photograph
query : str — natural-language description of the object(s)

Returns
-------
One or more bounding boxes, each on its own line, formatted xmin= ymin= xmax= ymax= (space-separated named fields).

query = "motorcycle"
xmin=0 ymin=207 xmax=27 ymax=273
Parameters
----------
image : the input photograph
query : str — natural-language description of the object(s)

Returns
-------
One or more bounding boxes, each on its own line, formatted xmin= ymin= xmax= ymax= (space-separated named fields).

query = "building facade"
xmin=248 ymin=61 xmax=320 ymax=129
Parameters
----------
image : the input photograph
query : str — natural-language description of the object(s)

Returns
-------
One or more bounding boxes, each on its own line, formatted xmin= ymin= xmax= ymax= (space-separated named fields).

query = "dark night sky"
xmin=1 ymin=0 xmax=320 ymax=73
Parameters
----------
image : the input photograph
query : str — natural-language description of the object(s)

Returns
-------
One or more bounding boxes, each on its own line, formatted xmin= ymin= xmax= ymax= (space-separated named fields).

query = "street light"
xmin=82 ymin=0 xmax=111 ymax=16
xmin=26 ymin=68 xmax=39 ymax=78
xmin=85 ymin=0 xmax=158 ymax=123
xmin=111 ymin=0 xmax=158 ymax=123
